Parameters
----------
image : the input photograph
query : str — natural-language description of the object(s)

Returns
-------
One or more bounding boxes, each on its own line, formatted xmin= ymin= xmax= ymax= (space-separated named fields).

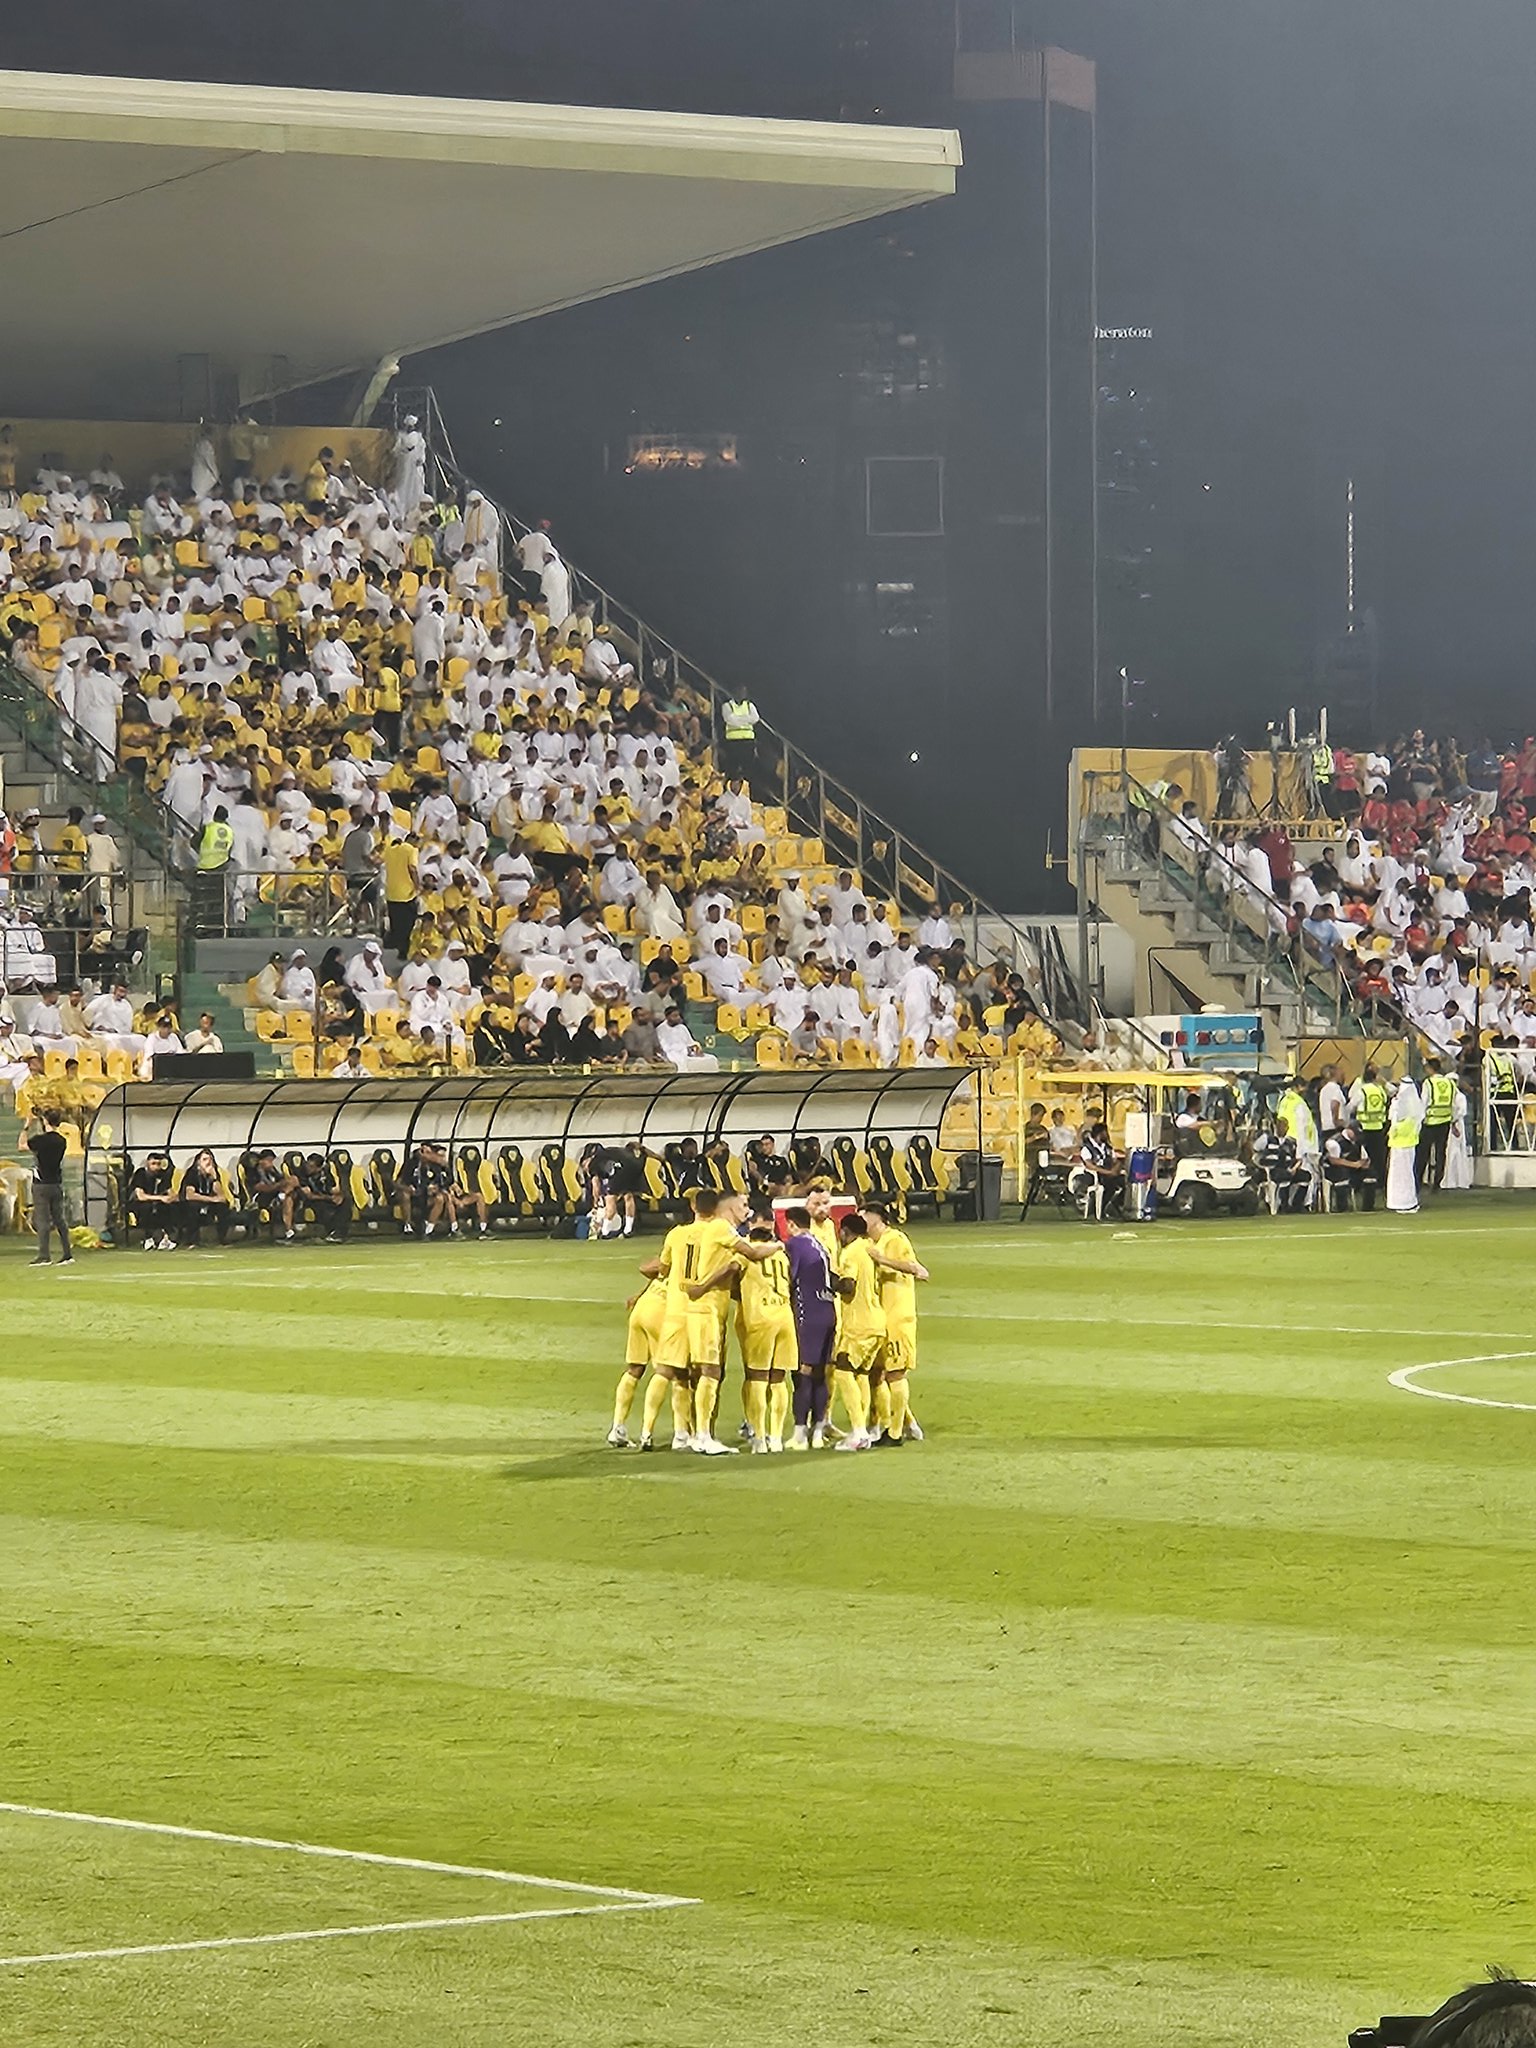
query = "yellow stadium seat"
xmin=602 ymin=905 xmax=629 ymax=933
xmin=372 ymin=1008 xmax=400 ymax=1036
xmin=105 ymin=1049 xmax=136 ymax=1085
xmin=290 ymin=1045 xmax=317 ymax=1077
xmin=174 ymin=538 xmax=204 ymax=567
xmin=841 ymin=1038 xmax=871 ymax=1067
xmin=739 ymin=904 xmax=765 ymax=935
xmin=512 ymin=973 xmax=535 ymax=1002
xmin=43 ymin=1049 xmax=69 ymax=1078
xmin=242 ymin=595 xmax=269 ymax=621
xmin=744 ymin=1004 xmax=771 ymax=1032
xmin=756 ymin=1033 xmax=786 ymax=1067
xmin=286 ymin=1011 xmax=314 ymax=1041
xmin=716 ymin=1004 xmax=743 ymax=1036
xmin=639 ymin=939 xmax=663 ymax=963
xmin=255 ymin=1010 xmax=286 ymax=1041
xmin=760 ymin=807 xmax=787 ymax=837
xmin=74 ymin=1048 xmax=105 ymax=1081
xmin=682 ymin=971 xmax=705 ymax=1002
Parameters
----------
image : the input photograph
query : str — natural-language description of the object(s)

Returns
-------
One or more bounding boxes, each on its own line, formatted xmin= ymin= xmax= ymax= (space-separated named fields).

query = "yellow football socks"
xmin=743 ymin=1379 xmax=767 ymax=1443
xmin=613 ymin=1369 xmax=641 ymax=1431
xmin=768 ymin=1379 xmax=791 ymax=1442
xmin=834 ymin=1368 xmax=869 ymax=1437
xmin=885 ymin=1375 xmax=909 ymax=1442
xmin=640 ymin=1373 xmax=672 ymax=1440
xmin=693 ymin=1373 xmax=721 ymax=1441
xmin=671 ymin=1379 xmax=694 ymax=1437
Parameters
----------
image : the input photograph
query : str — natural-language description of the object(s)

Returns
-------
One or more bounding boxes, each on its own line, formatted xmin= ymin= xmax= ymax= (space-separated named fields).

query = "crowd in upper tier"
xmin=0 ymin=428 xmax=1061 ymax=1076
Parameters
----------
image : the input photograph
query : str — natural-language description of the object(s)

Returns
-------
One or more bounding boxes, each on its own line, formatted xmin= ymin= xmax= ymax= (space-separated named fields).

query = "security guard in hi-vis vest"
xmin=1349 ymin=1061 xmax=1390 ymax=1199
xmin=1416 ymin=1056 xmax=1458 ymax=1192
xmin=720 ymin=696 xmax=759 ymax=788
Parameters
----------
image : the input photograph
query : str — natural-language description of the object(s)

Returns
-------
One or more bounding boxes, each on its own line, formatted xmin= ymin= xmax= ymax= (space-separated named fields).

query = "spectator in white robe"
xmin=83 ymin=983 xmax=145 ymax=1054
xmin=389 ymin=417 xmax=427 ymax=523
xmin=344 ymin=941 xmax=396 ymax=1016
xmin=658 ymin=1004 xmax=717 ymax=1071
xmin=276 ymin=950 xmax=317 ymax=1016
xmin=138 ymin=1017 xmax=185 ymax=1076
xmin=190 ymin=429 xmax=219 ymax=500
xmin=540 ymin=549 xmax=572 ymax=628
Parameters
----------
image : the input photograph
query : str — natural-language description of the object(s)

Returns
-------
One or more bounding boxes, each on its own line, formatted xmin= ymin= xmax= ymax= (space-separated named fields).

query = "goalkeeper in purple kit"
xmin=782 ymin=1205 xmax=837 ymax=1449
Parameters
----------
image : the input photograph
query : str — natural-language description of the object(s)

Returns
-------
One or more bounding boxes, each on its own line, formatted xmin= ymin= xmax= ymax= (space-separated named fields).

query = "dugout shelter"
xmin=84 ymin=1067 xmax=967 ymax=1232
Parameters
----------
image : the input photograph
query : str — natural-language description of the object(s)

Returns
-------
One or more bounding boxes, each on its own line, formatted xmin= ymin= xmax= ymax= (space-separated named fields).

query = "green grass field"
xmin=4 ymin=1198 xmax=1536 ymax=2046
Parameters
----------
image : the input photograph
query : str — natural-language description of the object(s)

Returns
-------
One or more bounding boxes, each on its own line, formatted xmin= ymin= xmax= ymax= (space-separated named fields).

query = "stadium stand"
xmin=0 ymin=425 xmax=1066 ymax=1126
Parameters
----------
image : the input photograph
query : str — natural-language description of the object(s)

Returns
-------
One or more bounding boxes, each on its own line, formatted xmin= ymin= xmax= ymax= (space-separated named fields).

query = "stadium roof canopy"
xmin=0 ymin=68 xmax=960 ymax=418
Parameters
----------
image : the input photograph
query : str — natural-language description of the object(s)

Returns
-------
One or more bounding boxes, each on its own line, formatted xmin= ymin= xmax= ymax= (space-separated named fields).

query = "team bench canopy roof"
xmin=0 ymin=69 xmax=960 ymax=418
xmin=90 ymin=1066 xmax=969 ymax=1170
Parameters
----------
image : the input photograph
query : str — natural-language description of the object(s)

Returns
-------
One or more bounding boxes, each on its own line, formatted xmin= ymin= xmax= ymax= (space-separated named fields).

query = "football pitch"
xmin=4 ymin=1199 xmax=1536 ymax=2046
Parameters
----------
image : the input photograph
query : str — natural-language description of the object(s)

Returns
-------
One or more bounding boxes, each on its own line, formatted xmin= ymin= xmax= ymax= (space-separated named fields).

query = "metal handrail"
xmin=416 ymin=419 xmax=1076 ymax=1025
xmin=1086 ymin=770 xmax=1380 ymax=1036
xmin=0 ymin=655 xmax=190 ymax=874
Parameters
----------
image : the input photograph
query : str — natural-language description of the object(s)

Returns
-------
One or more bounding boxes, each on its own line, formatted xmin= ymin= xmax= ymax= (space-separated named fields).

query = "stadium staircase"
xmin=1076 ymin=770 xmax=1375 ymax=1054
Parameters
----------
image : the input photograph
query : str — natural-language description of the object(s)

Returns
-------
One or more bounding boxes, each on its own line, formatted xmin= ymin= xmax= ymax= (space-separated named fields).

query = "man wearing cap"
xmin=276 ymin=949 xmax=316 ymax=1015
xmin=344 ymin=940 xmax=395 ymax=1016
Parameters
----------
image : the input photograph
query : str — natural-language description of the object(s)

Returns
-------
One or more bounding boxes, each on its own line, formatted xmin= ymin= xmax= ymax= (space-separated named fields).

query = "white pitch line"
xmin=0 ymin=1802 xmax=697 ymax=1906
xmin=0 ymin=1898 xmax=684 ymax=1972
xmin=1388 ymin=1352 xmax=1536 ymax=1412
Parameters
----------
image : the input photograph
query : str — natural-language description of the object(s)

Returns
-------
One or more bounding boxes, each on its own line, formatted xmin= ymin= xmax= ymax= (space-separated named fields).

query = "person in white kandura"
xmin=1386 ymin=1077 xmax=1422 ymax=1215
xmin=390 ymin=415 xmax=427 ymax=523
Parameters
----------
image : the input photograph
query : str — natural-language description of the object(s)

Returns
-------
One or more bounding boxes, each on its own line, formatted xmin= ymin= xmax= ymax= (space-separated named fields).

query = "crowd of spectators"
xmin=1166 ymin=733 xmax=1536 ymax=1068
xmin=0 ymin=432 xmax=1060 ymax=1079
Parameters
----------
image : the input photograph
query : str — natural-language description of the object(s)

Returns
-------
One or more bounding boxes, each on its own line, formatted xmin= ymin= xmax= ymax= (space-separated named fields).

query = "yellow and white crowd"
xmin=0 ymin=429 xmax=1060 ymax=1077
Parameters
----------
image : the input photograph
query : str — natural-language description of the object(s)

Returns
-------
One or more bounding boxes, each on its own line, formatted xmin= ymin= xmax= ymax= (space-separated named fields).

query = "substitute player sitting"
xmin=687 ymin=1222 xmax=795 ymax=1453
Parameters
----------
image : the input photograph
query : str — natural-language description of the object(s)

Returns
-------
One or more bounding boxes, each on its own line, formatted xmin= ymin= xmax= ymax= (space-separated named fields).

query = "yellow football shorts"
xmin=686 ymin=1306 xmax=728 ymax=1370
xmin=743 ymin=1312 xmax=797 ymax=1376
xmin=838 ymin=1330 xmax=886 ymax=1373
xmin=882 ymin=1324 xmax=918 ymax=1375
xmin=626 ymin=1291 xmax=668 ymax=1367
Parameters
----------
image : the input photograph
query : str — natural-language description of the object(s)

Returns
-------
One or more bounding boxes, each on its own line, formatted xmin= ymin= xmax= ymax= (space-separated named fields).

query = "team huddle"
xmin=609 ymin=1186 xmax=929 ymax=1454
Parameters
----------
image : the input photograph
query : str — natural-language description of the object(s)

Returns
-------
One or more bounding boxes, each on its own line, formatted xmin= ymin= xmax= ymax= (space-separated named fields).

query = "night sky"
xmin=11 ymin=1 xmax=1536 ymax=833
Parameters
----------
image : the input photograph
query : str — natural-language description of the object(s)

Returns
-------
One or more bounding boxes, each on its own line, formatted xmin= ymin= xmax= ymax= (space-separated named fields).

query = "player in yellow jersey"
xmin=631 ymin=1193 xmax=715 ymax=1453
xmin=607 ymin=1266 xmax=669 ymax=1447
xmin=861 ymin=1201 xmax=930 ymax=1446
xmin=688 ymin=1222 xmax=795 ymax=1453
xmin=830 ymin=1213 xmax=886 ymax=1451
xmin=679 ymin=1189 xmax=749 ymax=1454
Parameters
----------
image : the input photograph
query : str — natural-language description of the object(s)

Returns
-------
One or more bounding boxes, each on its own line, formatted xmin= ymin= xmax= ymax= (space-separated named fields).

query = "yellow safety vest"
xmin=1312 ymin=744 xmax=1333 ymax=783
xmin=1388 ymin=1116 xmax=1420 ymax=1149
xmin=1354 ymin=1081 xmax=1388 ymax=1130
xmin=722 ymin=699 xmax=757 ymax=741
xmin=1422 ymin=1074 xmax=1457 ymax=1126
xmin=1488 ymin=1051 xmax=1517 ymax=1096
xmin=196 ymin=820 xmax=235 ymax=870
